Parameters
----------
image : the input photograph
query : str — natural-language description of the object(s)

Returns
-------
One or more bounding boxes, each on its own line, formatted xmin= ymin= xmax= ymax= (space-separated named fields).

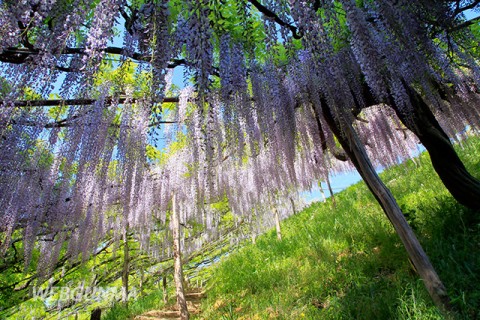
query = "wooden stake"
xmin=318 ymin=181 xmax=327 ymax=203
xmin=121 ymin=226 xmax=129 ymax=307
xmin=274 ymin=207 xmax=282 ymax=241
xmin=325 ymin=172 xmax=336 ymax=208
xmin=162 ymin=274 xmax=168 ymax=305
xmin=172 ymin=194 xmax=189 ymax=320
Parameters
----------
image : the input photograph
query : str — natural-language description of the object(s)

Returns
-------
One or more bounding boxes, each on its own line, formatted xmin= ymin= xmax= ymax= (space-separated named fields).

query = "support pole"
xmin=121 ymin=226 xmax=129 ymax=307
xmin=318 ymin=181 xmax=327 ymax=203
xmin=172 ymin=194 xmax=189 ymax=320
xmin=162 ymin=274 xmax=168 ymax=305
xmin=274 ymin=207 xmax=282 ymax=241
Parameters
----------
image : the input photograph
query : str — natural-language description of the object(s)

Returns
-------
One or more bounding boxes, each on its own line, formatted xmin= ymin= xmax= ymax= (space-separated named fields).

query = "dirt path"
xmin=134 ymin=289 xmax=206 ymax=320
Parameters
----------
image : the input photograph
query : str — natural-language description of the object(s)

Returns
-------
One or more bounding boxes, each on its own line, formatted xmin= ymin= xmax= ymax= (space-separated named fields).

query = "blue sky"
xmin=301 ymin=171 xmax=362 ymax=204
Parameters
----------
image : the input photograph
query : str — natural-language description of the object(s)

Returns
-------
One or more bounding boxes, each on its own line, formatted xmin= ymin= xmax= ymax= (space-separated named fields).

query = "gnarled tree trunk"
xmin=393 ymin=84 xmax=480 ymax=210
xmin=321 ymin=104 xmax=452 ymax=313
xmin=358 ymin=80 xmax=480 ymax=210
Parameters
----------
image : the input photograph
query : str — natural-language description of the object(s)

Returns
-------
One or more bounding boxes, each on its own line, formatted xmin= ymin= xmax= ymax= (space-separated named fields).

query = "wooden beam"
xmin=1 ymin=96 xmax=179 ymax=108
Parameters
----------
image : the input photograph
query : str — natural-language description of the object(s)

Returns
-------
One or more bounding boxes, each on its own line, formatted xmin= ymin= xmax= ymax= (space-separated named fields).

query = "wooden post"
xmin=121 ymin=225 xmax=129 ymax=307
xmin=290 ymin=197 xmax=297 ymax=214
xmin=172 ymin=194 xmax=189 ymax=320
xmin=318 ymin=181 xmax=327 ymax=203
xmin=251 ymin=212 xmax=257 ymax=244
xmin=162 ymin=274 xmax=168 ymax=305
xmin=140 ymin=267 xmax=144 ymax=296
xmin=325 ymin=172 xmax=336 ymax=207
xmin=274 ymin=207 xmax=282 ymax=241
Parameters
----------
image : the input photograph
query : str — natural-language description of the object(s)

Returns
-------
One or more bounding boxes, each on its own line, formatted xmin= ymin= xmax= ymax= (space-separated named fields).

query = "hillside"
xmin=198 ymin=138 xmax=480 ymax=319
xmin=11 ymin=139 xmax=477 ymax=320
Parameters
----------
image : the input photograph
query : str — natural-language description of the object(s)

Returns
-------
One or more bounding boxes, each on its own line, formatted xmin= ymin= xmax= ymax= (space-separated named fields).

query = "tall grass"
xmin=200 ymin=138 xmax=480 ymax=319
xmin=102 ymin=287 xmax=169 ymax=320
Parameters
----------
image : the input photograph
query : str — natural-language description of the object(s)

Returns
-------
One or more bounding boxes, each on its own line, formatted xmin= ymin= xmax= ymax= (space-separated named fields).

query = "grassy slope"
xmin=199 ymin=139 xmax=480 ymax=320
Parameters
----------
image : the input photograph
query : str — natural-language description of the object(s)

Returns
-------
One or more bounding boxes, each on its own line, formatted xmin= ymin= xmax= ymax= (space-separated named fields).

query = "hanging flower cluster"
xmin=1 ymin=0 xmax=480 ymax=278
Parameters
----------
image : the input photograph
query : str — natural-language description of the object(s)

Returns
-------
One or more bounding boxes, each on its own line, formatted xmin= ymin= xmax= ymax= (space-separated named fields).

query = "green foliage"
xmin=22 ymin=87 xmax=42 ymax=100
xmin=93 ymin=59 xmax=147 ymax=96
xmin=156 ymin=132 xmax=188 ymax=165
xmin=0 ymin=77 xmax=11 ymax=98
xmin=465 ymin=21 xmax=480 ymax=59
xmin=146 ymin=145 xmax=162 ymax=162
xmin=200 ymin=138 xmax=480 ymax=319
xmin=0 ymin=231 xmax=167 ymax=319
xmin=47 ymin=104 xmax=69 ymax=120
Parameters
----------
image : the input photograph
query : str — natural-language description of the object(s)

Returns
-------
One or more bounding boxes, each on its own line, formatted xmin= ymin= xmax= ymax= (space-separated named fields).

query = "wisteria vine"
xmin=1 ymin=0 xmax=479 ymax=292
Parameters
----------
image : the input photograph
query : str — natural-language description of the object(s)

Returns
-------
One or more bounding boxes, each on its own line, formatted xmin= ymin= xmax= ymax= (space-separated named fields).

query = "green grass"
xmin=102 ymin=287 xmax=168 ymax=320
xmin=101 ymin=241 xmax=230 ymax=319
xmin=199 ymin=138 xmax=480 ymax=320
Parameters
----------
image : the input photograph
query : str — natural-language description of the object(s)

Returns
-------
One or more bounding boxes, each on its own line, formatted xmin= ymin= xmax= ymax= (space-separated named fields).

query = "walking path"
xmin=134 ymin=289 xmax=206 ymax=320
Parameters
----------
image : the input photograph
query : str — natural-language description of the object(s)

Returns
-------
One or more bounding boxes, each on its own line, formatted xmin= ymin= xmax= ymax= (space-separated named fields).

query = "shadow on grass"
xmin=312 ymin=198 xmax=480 ymax=320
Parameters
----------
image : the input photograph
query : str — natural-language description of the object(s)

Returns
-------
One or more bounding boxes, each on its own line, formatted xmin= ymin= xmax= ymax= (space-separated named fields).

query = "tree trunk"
xmin=394 ymin=84 xmax=480 ymax=210
xmin=274 ymin=207 xmax=282 ymax=241
xmin=172 ymin=194 xmax=189 ymax=320
xmin=358 ymin=79 xmax=480 ymax=210
xmin=322 ymin=105 xmax=452 ymax=313
xmin=121 ymin=226 xmax=129 ymax=307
